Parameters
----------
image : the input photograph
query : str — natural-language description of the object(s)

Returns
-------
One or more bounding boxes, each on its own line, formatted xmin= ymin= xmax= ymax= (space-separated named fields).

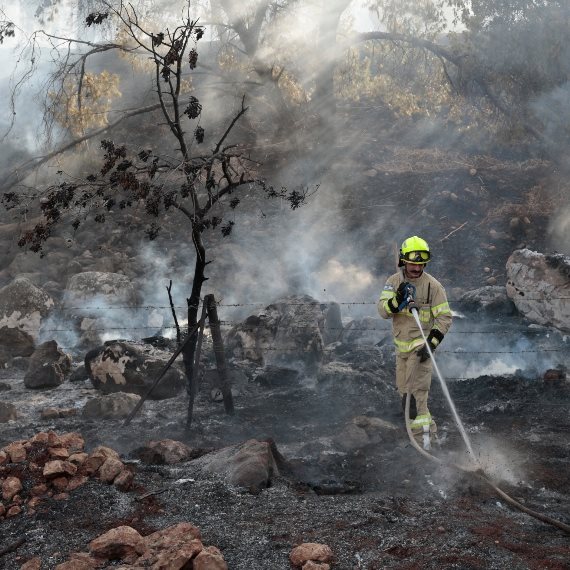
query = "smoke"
xmin=548 ymin=205 xmax=570 ymax=255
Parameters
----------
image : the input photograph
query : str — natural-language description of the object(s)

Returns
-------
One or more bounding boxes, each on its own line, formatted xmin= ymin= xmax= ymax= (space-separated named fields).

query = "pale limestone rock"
xmin=0 ymin=278 xmax=54 ymax=340
xmin=506 ymin=249 xmax=570 ymax=332
xmin=82 ymin=392 xmax=141 ymax=420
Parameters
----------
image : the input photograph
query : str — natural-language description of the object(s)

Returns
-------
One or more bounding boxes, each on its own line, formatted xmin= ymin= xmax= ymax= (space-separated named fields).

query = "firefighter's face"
xmin=404 ymin=262 xmax=424 ymax=279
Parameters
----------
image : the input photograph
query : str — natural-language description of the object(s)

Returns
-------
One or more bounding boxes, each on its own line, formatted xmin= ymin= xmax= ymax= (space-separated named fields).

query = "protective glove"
xmin=417 ymin=329 xmax=444 ymax=362
xmin=387 ymin=282 xmax=410 ymax=313
xmin=417 ymin=341 xmax=435 ymax=362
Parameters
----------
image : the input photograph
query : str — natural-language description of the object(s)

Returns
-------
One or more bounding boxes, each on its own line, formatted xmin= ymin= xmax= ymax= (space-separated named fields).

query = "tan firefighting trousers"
xmin=396 ymin=350 xmax=437 ymax=445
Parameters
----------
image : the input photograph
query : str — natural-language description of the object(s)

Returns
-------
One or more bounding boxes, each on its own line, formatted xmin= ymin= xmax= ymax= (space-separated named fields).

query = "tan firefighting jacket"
xmin=377 ymin=270 xmax=452 ymax=353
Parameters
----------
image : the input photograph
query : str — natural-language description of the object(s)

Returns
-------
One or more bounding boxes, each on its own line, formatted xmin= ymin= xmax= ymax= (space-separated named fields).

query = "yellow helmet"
xmin=399 ymin=236 xmax=431 ymax=266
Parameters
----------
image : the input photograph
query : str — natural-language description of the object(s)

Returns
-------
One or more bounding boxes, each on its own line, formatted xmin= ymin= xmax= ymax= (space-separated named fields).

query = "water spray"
xmin=410 ymin=307 xmax=477 ymax=462
xmin=405 ymin=306 xmax=570 ymax=534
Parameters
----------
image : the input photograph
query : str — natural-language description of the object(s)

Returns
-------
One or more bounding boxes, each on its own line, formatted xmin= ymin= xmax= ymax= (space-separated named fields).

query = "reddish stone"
xmin=113 ymin=469 xmax=134 ymax=492
xmin=5 ymin=442 xmax=27 ymax=463
xmin=59 ymin=432 xmax=85 ymax=453
xmin=46 ymin=431 xmax=63 ymax=447
xmin=31 ymin=432 xmax=49 ymax=444
xmin=89 ymin=526 xmax=146 ymax=560
xmin=51 ymin=476 xmax=69 ymax=492
xmin=2 ymin=476 xmax=23 ymax=501
xmin=83 ymin=446 xmax=120 ymax=476
xmin=67 ymin=475 xmax=89 ymax=491
xmin=144 ymin=522 xmax=202 ymax=550
xmin=27 ymin=496 xmax=42 ymax=509
xmin=31 ymin=483 xmax=48 ymax=497
xmin=53 ymin=493 xmax=69 ymax=501
xmin=302 ymin=562 xmax=330 ymax=570
xmin=49 ymin=447 xmax=70 ymax=459
xmin=54 ymin=552 xmax=99 ymax=569
xmin=6 ymin=504 xmax=22 ymax=517
xmin=543 ymin=369 xmax=566 ymax=382
xmin=69 ymin=452 xmax=88 ymax=466
xmin=99 ymin=457 xmax=124 ymax=483
xmin=0 ymin=502 xmax=5 ymax=516
xmin=0 ymin=450 xmax=8 ymax=465
xmin=290 ymin=543 xmax=334 ymax=567
xmin=43 ymin=460 xmax=77 ymax=478
xmin=194 ymin=545 xmax=228 ymax=570
xmin=20 ymin=556 xmax=42 ymax=570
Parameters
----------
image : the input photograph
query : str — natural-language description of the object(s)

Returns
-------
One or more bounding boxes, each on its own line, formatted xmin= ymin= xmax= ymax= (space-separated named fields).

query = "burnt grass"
xmin=1 ymin=354 xmax=570 ymax=569
xmin=1 ymin=107 xmax=569 ymax=568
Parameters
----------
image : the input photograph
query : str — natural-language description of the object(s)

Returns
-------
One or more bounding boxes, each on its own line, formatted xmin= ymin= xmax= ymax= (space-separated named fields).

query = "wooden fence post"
xmin=205 ymin=294 xmax=234 ymax=415
xmin=186 ymin=301 xmax=207 ymax=428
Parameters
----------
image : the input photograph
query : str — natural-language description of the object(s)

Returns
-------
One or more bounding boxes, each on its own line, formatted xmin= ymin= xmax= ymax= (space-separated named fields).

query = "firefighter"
xmin=377 ymin=236 xmax=452 ymax=449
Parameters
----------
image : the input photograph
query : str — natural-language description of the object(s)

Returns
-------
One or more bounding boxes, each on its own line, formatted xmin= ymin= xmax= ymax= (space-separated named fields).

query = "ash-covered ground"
xmin=1 ymin=317 xmax=569 ymax=569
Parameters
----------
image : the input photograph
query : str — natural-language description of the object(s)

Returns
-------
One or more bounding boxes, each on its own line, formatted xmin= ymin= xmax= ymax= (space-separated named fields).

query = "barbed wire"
xmin=10 ymin=321 xmax=569 ymax=336
xmin=53 ymin=295 xmax=570 ymax=312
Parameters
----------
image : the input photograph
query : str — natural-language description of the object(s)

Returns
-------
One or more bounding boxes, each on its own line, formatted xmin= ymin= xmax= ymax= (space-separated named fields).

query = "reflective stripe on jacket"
xmin=377 ymin=270 xmax=452 ymax=352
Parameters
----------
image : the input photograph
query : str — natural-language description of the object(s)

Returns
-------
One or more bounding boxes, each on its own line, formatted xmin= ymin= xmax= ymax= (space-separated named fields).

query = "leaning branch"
xmin=1 ymin=102 xmax=168 ymax=194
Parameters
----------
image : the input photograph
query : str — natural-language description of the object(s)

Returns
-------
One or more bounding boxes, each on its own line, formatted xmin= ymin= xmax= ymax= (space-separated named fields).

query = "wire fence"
xmin=2 ymin=298 xmax=568 ymax=356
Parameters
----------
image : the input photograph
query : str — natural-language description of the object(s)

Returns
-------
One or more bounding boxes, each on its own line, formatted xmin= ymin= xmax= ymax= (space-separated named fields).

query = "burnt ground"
xmin=1 ymin=339 xmax=569 ymax=570
xmin=1 ymin=105 xmax=569 ymax=569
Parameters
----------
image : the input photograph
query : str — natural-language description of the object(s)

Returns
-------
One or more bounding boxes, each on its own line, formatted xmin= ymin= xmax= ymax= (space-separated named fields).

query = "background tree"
xmin=2 ymin=0 xmax=311 ymax=423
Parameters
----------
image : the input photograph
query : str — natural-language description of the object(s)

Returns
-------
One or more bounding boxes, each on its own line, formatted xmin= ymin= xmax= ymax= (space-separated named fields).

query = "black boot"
xmin=401 ymin=394 xmax=417 ymax=420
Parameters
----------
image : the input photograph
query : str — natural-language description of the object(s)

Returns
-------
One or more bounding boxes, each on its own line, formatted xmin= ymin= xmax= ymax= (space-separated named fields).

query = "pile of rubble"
xmin=0 ymin=430 xmax=133 ymax=520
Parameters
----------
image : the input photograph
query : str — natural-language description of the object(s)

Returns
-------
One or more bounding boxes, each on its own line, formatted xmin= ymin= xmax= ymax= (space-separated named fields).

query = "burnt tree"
xmin=2 ymin=0 xmax=312 ymax=422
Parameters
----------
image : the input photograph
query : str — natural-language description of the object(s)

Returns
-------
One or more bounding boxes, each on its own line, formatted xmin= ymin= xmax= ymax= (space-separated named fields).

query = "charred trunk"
xmin=181 ymin=225 xmax=207 ymax=414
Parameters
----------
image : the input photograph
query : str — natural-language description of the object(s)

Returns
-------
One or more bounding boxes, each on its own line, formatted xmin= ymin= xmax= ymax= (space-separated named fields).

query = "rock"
xmin=7 ymin=356 xmax=30 ymax=371
xmin=317 ymin=361 xmax=360 ymax=383
xmin=24 ymin=340 xmax=72 ymax=389
xmin=251 ymin=365 xmax=300 ymax=388
xmin=225 ymin=295 xmax=333 ymax=369
xmin=2 ymin=476 xmax=23 ymax=501
xmin=85 ymin=341 xmax=185 ymax=399
xmin=4 ymin=441 xmax=26 ymax=462
xmin=290 ymin=543 xmax=334 ymax=567
xmin=341 ymin=317 xmax=389 ymax=346
xmin=83 ymin=446 xmax=121 ymax=475
xmin=99 ymin=457 xmax=125 ymax=483
xmin=458 ymin=286 xmax=516 ymax=315
xmin=196 ymin=439 xmax=280 ymax=492
xmin=20 ymin=557 xmax=42 ymax=570
xmin=88 ymin=526 xmax=147 ymax=560
xmin=69 ymin=365 xmax=88 ymax=382
xmin=193 ymin=546 xmax=228 ymax=570
xmin=82 ymin=392 xmax=141 ymax=419
xmin=62 ymin=272 xmax=141 ymax=346
xmin=43 ymin=460 xmax=78 ymax=478
xmin=543 ymin=369 xmax=566 ymax=383
xmin=506 ymin=249 xmax=570 ymax=332
xmin=0 ymin=278 xmax=54 ymax=340
xmin=0 ymin=401 xmax=17 ymax=422
xmin=334 ymin=423 xmax=370 ymax=451
xmin=113 ymin=469 xmax=134 ymax=492
xmin=0 ymin=326 xmax=35 ymax=359
xmin=142 ymin=439 xmax=194 ymax=464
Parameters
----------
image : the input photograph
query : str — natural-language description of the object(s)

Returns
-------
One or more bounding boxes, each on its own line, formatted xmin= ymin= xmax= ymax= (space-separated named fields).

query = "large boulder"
xmin=0 ymin=327 xmax=35 ymax=363
xmin=62 ymin=272 xmax=146 ymax=347
xmin=506 ymin=249 xmax=570 ymax=332
xmin=225 ymin=295 xmax=340 ymax=368
xmin=24 ymin=340 xmax=72 ymax=389
xmin=458 ymin=286 xmax=516 ymax=316
xmin=85 ymin=341 xmax=185 ymax=399
xmin=0 ymin=278 xmax=54 ymax=340
xmin=82 ymin=391 xmax=141 ymax=419
xmin=194 ymin=439 xmax=281 ymax=492
xmin=341 ymin=317 xmax=390 ymax=346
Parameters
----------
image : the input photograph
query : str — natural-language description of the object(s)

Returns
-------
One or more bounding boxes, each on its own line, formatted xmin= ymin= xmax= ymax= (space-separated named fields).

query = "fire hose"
xmin=404 ymin=306 xmax=570 ymax=535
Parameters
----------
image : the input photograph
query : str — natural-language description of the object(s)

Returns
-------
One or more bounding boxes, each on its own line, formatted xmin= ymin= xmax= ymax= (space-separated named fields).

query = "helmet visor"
xmin=402 ymin=250 xmax=430 ymax=264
